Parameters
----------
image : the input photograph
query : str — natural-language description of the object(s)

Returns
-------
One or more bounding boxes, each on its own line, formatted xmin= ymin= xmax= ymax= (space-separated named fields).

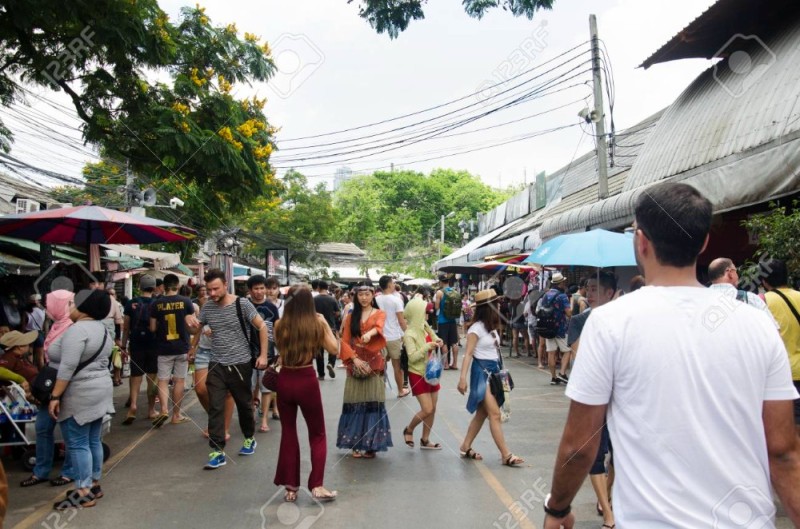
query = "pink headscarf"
xmin=43 ymin=290 xmax=75 ymax=358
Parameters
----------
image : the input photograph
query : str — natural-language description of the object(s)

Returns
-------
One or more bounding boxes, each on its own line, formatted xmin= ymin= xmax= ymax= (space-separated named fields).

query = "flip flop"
xmin=398 ymin=388 xmax=411 ymax=398
xmin=311 ymin=487 xmax=337 ymax=502
xmin=284 ymin=489 xmax=297 ymax=503
xmin=351 ymin=450 xmax=363 ymax=459
xmin=122 ymin=416 xmax=136 ymax=426
xmin=151 ymin=414 xmax=169 ymax=428
xmin=170 ymin=416 xmax=189 ymax=424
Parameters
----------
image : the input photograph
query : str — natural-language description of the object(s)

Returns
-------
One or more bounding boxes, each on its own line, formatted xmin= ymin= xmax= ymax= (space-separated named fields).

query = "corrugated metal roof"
xmin=626 ymin=17 xmax=800 ymax=191
xmin=640 ymin=0 xmax=800 ymax=69
xmin=315 ymin=242 xmax=366 ymax=257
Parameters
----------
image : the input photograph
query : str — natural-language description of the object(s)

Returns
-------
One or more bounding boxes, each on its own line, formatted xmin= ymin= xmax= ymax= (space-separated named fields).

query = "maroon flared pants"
xmin=273 ymin=366 xmax=327 ymax=490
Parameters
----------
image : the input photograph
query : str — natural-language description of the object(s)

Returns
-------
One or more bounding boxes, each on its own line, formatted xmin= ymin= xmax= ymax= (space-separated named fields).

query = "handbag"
xmin=32 ymin=332 xmax=108 ymax=404
xmin=347 ymin=340 xmax=385 ymax=378
xmin=261 ymin=364 xmax=280 ymax=392
xmin=488 ymin=338 xmax=514 ymax=398
xmin=424 ymin=348 xmax=443 ymax=385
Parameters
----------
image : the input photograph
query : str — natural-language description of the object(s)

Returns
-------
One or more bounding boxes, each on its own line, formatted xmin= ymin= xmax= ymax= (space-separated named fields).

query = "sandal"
xmin=503 ymin=453 xmax=524 ymax=467
xmin=311 ymin=487 xmax=338 ymax=502
xmin=420 ymin=438 xmax=442 ymax=450
xmin=284 ymin=489 xmax=297 ymax=503
xmin=459 ymin=448 xmax=483 ymax=460
xmin=362 ymin=451 xmax=376 ymax=459
xmin=54 ymin=491 xmax=96 ymax=510
xmin=151 ymin=414 xmax=169 ymax=428
xmin=351 ymin=449 xmax=363 ymax=459
xmin=403 ymin=427 xmax=414 ymax=448
xmin=597 ymin=501 xmax=604 ymax=516
xmin=49 ymin=476 xmax=74 ymax=487
xmin=258 ymin=425 xmax=270 ymax=433
xmin=602 ymin=525 xmax=615 ymax=529
xmin=20 ymin=475 xmax=48 ymax=487
xmin=122 ymin=415 xmax=136 ymax=426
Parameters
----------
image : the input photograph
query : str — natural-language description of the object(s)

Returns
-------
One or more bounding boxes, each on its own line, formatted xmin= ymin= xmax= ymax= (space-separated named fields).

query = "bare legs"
xmin=127 ymin=373 xmax=157 ymax=419
xmin=459 ymin=387 xmax=518 ymax=461
xmin=156 ymin=377 xmax=186 ymax=422
xmin=406 ymin=392 xmax=438 ymax=442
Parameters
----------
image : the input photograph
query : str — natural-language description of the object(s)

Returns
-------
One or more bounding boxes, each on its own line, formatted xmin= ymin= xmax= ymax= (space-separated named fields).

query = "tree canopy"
xmin=0 ymin=1 xmax=278 ymax=217
xmin=349 ymin=0 xmax=555 ymax=38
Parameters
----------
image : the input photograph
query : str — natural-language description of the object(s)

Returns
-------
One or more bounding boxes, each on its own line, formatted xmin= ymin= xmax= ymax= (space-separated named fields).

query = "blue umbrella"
xmin=522 ymin=229 xmax=636 ymax=268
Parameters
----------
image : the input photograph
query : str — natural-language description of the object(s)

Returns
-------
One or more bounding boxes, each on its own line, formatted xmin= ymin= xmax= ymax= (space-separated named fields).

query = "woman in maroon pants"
xmin=273 ymin=286 xmax=339 ymax=503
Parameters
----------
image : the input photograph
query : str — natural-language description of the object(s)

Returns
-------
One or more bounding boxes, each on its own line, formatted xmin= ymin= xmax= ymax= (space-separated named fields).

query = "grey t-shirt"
xmin=567 ymin=308 xmax=592 ymax=347
xmin=48 ymin=320 xmax=114 ymax=425
xmin=199 ymin=297 xmax=258 ymax=366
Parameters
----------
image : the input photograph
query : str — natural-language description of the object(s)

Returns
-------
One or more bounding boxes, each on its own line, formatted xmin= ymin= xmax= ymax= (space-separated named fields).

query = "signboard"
xmin=535 ymin=171 xmax=547 ymax=210
xmin=266 ymin=248 xmax=289 ymax=286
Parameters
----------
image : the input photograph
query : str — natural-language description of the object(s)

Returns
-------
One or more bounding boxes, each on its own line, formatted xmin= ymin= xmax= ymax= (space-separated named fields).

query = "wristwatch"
xmin=543 ymin=493 xmax=571 ymax=518
xmin=51 ymin=394 xmax=62 ymax=402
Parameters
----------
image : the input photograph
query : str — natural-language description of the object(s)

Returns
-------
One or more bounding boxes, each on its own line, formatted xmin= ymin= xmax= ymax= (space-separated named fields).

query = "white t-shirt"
xmin=708 ymin=283 xmax=779 ymax=328
xmin=376 ymin=292 xmax=404 ymax=341
xmin=566 ymin=286 xmax=798 ymax=528
xmin=467 ymin=321 xmax=500 ymax=360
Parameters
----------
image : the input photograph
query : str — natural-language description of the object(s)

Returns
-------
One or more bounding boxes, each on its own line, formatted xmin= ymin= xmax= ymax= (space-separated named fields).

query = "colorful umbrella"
xmin=522 ymin=229 xmax=635 ymax=268
xmin=0 ymin=205 xmax=197 ymax=245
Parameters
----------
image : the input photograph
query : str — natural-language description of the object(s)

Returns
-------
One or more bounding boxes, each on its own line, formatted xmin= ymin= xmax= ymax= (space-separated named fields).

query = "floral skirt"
xmin=336 ymin=374 xmax=393 ymax=452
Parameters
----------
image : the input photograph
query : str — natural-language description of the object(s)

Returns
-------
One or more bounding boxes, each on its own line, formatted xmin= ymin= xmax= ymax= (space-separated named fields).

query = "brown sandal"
xmin=284 ymin=489 xmax=297 ymax=502
xmin=460 ymin=448 xmax=483 ymax=460
xmin=403 ymin=428 xmax=414 ymax=448
xmin=503 ymin=453 xmax=524 ymax=467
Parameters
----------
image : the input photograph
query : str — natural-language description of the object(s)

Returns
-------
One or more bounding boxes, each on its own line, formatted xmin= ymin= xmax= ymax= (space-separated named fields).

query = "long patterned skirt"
xmin=335 ymin=374 xmax=393 ymax=452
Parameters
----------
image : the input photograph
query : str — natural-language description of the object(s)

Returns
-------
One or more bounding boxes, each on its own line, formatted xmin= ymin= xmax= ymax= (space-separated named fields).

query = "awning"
xmin=0 ymin=252 xmax=40 ymax=276
xmin=0 ymin=235 xmax=85 ymax=262
xmin=101 ymin=244 xmax=181 ymax=270
xmin=433 ymin=219 xmax=530 ymax=271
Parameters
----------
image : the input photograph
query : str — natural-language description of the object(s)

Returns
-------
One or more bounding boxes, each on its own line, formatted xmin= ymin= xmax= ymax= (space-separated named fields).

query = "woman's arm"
xmin=457 ymin=333 xmax=479 ymax=395
xmin=55 ymin=326 xmax=86 ymax=382
xmin=339 ymin=314 xmax=355 ymax=362
xmin=403 ymin=334 xmax=434 ymax=363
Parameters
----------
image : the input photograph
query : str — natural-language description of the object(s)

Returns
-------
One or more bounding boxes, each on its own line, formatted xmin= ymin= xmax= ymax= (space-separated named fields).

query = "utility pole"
xmin=590 ymin=14 xmax=609 ymax=199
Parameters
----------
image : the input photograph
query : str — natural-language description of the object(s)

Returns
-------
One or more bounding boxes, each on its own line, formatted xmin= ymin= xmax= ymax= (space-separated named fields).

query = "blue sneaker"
xmin=239 ymin=438 xmax=257 ymax=456
xmin=204 ymin=451 xmax=226 ymax=469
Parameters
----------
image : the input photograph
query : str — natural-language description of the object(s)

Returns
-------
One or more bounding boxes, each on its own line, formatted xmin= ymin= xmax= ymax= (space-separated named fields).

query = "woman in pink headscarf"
xmin=20 ymin=290 xmax=76 ymax=488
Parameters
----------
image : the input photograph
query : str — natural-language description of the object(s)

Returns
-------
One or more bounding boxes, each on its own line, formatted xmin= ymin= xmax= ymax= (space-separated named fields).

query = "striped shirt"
xmin=199 ymin=297 xmax=257 ymax=366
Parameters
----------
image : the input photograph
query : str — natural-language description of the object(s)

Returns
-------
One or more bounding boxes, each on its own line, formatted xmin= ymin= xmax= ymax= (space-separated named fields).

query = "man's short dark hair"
xmin=759 ymin=258 xmax=789 ymax=288
xmin=264 ymin=276 xmax=280 ymax=288
xmin=634 ymin=182 xmax=712 ymax=268
xmin=311 ymin=279 xmax=320 ymax=290
xmin=155 ymin=278 xmax=164 ymax=287
xmin=318 ymin=280 xmax=328 ymax=291
xmin=707 ymin=258 xmax=734 ymax=282
xmin=379 ymin=275 xmax=393 ymax=290
xmin=204 ymin=268 xmax=226 ymax=284
xmin=247 ymin=275 xmax=267 ymax=289
xmin=163 ymin=273 xmax=180 ymax=290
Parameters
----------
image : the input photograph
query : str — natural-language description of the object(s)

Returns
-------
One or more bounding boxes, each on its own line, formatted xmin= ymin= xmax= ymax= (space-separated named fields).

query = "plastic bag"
xmin=424 ymin=350 xmax=442 ymax=385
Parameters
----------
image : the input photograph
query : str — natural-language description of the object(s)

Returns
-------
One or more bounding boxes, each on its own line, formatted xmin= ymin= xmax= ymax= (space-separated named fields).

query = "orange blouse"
xmin=339 ymin=309 xmax=386 ymax=363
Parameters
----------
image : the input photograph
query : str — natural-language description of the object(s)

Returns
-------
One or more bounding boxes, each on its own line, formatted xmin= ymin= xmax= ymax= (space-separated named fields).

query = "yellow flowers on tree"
xmin=0 ymin=1 xmax=279 ymax=228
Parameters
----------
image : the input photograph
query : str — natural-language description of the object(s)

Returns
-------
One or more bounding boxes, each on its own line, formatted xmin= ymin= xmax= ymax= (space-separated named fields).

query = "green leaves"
xmin=351 ymin=0 xmax=554 ymax=37
xmin=741 ymin=200 xmax=800 ymax=280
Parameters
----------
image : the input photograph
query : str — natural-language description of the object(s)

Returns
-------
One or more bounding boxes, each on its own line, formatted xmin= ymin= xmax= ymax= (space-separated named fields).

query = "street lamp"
xmin=441 ymin=211 xmax=455 ymax=244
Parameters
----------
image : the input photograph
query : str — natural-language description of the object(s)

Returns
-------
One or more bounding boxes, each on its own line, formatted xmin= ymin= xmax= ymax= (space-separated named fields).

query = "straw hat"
xmin=471 ymin=288 xmax=499 ymax=307
xmin=0 ymin=330 xmax=38 ymax=349
xmin=550 ymin=272 xmax=567 ymax=284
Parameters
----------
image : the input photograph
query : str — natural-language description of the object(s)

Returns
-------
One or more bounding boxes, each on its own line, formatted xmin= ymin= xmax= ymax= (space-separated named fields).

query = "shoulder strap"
xmin=772 ymin=289 xmax=800 ymax=326
xmin=493 ymin=333 xmax=504 ymax=370
xmin=235 ymin=297 xmax=249 ymax=340
xmin=73 ymin=331 xmax=108 ymax=377
xmin=736 ymin=290 xmax=749 ymax=304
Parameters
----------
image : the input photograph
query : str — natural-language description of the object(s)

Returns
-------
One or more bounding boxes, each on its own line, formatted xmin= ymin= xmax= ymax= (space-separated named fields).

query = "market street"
xmin=5 ymin=354 xmax=795 ymax=529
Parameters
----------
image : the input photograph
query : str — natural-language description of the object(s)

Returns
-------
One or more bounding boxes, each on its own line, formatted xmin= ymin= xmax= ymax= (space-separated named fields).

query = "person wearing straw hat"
xmin=457 ymin=289 xmax=524 ymax=466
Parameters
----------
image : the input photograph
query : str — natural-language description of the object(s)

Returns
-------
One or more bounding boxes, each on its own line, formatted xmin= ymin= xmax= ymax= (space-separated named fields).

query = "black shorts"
xmin=129 ymin=344 xmax=158 ymax=376
xmin=438 ymin=322 xmax=459 ymax=347
xmin=794 ymin=381 xmax=800 ymax=425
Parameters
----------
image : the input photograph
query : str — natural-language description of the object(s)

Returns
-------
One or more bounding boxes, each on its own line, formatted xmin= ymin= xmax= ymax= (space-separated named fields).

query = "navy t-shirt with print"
xmin=150 ymin=295 xmax=194 ymax=356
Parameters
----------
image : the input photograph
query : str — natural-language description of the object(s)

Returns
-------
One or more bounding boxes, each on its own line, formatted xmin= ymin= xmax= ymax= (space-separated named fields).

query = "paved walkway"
xmin=5 ymin=352 xmax=794 ymax=529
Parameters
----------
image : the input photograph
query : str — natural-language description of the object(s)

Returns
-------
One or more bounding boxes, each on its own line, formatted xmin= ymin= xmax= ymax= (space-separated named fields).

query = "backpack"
xmin=130 ymin=297 xmax=154 ymax=340
xmin=735 ymin=290 xmax=749 ymax=304
xmin=534 ymin=291 xmax=559 ymax=339
xmin=442 ymin=287 xmax=462 ymax=321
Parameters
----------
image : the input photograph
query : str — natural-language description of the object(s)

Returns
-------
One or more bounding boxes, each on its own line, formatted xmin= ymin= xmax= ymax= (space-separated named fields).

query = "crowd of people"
xmin=1 ymin=182 xmax=799 ymax=527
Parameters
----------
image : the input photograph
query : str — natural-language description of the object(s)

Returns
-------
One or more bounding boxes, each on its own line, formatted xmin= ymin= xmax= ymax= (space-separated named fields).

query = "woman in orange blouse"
xmin=336 ymin=283 xmax=393 ymax=458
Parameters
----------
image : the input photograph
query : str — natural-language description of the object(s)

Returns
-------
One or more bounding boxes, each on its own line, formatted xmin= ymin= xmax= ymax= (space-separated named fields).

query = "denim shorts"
xmin=194 ymin=348 xmax=212 ymax=370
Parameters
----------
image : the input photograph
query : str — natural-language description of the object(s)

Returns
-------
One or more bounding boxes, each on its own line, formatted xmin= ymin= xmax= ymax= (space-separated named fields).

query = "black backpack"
xmin=534 ymin=291 xmax=559 ymax=339
xmin=130 ymin=297 xmax=154 ymax=340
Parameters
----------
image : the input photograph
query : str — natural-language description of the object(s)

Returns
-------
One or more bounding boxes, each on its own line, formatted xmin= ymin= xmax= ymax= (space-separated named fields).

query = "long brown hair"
xmin=274 ymin=286 xmax=325 ymax=366
xmin=467 ymin=302 xmax=500 ymax=334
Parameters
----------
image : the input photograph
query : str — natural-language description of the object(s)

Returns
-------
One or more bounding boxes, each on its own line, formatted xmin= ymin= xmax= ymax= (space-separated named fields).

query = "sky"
xmin=7 ymin=0 xmax=719 ymax=192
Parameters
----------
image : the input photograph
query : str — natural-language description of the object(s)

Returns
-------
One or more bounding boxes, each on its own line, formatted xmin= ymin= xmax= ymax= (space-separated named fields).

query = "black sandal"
xmin=420 ymin=438 xmax=442 ymax=450
xmin=53 ymin=490 xmax=96 ymax=510
xmin=503 ymin=453 xmax=524 ymax=467
xmin=403 ymin=427 xmax=414 ymax=448
xmin=20 ymin=475 xmax=48 ymax=487
xmin=459 ymin=448 xmax=483 ymax=460
xmin=50 ymin=476 xmax=74 ymax=487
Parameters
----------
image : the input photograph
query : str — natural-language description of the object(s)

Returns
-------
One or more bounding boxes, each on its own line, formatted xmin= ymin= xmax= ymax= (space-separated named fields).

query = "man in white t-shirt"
xmin=376 ymin=275 xmax=408 ymax=397
xmin=543 ymin=182 xmax=800 ymax=529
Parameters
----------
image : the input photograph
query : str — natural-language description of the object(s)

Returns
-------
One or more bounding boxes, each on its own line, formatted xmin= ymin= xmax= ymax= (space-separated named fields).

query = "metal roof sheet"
xmin=627 ymin=17 xmax=800 ymax=191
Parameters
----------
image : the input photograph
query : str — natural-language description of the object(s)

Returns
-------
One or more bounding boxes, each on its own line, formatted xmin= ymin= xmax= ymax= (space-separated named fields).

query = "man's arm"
xmin=250 ymin=313 xmax=268 ymax=367
xmin=434 ymin=290 xmax=442 ymax=314
xmin=397 ymin=306 xmax=407 ymax=332
xmin=764 ymin=399 xmax=800 ymax=525
xmin=149 ymin=315 xmax=157 ymax=334
xmin=545 ymin=401 xmax=607 ymax=527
